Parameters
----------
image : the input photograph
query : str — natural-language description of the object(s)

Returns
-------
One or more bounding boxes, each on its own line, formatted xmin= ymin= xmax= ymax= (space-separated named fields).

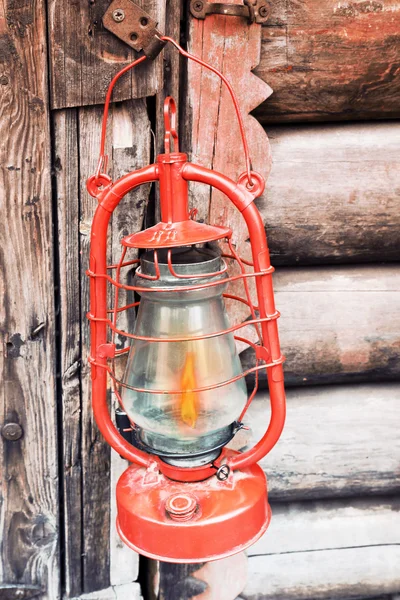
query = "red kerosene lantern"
xmin=87 ymin=38 xmax=286 ymax=563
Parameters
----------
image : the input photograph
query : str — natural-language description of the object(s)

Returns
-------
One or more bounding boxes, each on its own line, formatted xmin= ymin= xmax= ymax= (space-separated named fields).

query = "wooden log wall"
xmin=258 ymin=122 xmax=400 ymax=265
xmin=253 ymin=0 xmax=400 ymax=123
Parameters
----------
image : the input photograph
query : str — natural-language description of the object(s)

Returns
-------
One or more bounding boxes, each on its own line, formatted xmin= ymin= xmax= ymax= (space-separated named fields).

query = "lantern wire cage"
xmin=87 ymin=232 xmax=283 ymax=442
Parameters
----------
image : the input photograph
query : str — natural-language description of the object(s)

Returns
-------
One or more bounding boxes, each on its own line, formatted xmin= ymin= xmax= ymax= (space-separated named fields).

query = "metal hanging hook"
xmin=163 ymin=96 xmax=179 ymax=154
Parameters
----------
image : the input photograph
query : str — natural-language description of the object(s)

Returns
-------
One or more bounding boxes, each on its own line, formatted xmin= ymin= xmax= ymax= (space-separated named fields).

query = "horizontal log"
xmin=241 ymin=264 xmax=400 ymax=387
xmin=244 ymin=549 xmax=400 ymax=600
xmin=243 ymin=498 xmax=400 ymax=599
xmin=254 ymin=0 xmax=400 ymax=123
xmin=249 ymin=496 xmax=400 ymax=556
xmin=243 ymin=383 xmax=400 ymax=500
xmin=261 ymin=122 xmax=400 ymax=265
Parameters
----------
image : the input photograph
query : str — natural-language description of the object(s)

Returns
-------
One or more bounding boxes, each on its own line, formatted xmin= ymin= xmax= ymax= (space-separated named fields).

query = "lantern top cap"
xmin=121 ymin=219 xmax=231 ymax=249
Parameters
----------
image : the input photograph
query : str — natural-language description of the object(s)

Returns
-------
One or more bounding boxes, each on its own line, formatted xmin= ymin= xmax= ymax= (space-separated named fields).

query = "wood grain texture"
xmin=244 ymin=546 xmax=400 ymax=600
xmin=79 ymin=103 xmax=114 ymax=593
xmin=249 ymin=496 xmax=400 ymax=556
xmin=261 ymin=121 xmax=400 ymax=265
xmin=53 ymin=108 xmax=82 ymax=598
xmin=54 ymin=99 xmax=149 ymax=596
xmin=47 ymin=0 xmax=166 ymax=109
xmin=77 ymin=98 xmax=150 ymax=593
xmin=244 ymin=383 xmax=400 ymax=500
xmin=185 ymin=5 xmax=272 ymax=339
xmin=242 ymin=264 xmax=400 ymax=387
xmin=0 ymin=0 xmax=59 ymax=598
xmin=254 ymin=0 xmax=400 ymax=123
xmin=243 ymin=497 xmax=400 ymax=599
xmin=109 ymin=99 xmax=150 ymax=590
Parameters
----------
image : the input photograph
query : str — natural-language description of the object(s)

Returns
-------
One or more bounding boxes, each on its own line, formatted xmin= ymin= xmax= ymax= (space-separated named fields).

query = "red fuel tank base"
xmin=116 ymin=461 xmax=271 ymax=563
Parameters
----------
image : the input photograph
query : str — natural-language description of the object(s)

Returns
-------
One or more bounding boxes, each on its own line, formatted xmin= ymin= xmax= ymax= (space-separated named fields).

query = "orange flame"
xmin=179 ymin=352 xmax=198 ymax=428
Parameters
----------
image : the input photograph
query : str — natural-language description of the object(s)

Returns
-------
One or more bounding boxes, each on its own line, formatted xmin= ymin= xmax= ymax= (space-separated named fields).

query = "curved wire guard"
xmin=87 ymin=238 xmax=284 ymax=425
xmin=95 ymin=37 xmax=255 ymax=186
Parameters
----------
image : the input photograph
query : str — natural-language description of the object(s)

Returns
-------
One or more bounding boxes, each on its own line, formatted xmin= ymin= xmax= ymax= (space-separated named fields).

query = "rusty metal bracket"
xmin=190 ymin=0 xmax=270 ymax=24
xmin=103 ymin=0 xmax=166 ymax=60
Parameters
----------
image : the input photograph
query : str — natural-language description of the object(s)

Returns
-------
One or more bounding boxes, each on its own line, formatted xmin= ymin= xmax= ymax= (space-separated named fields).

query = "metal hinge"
xmin=103 ymin=0 xmax=269 ymax=57
xmin=189 ymin=0 xmax=270 ymax=24
xmin=102 ymin=0 xmax=166 ymax=60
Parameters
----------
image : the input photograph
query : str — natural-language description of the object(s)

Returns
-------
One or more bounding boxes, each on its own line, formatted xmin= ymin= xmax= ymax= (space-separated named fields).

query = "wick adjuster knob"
xmin=165 ymin=493 xmax=198 ymax=521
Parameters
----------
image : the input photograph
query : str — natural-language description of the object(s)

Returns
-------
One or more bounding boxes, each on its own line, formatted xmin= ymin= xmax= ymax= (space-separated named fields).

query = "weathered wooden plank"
xmin=184 ymin=7 xmax=273 ymax=346
xmin=254 ymin=0 xmax=400 ymax=123
xmin=54 ymin=100 xmax=149 ymax=594
xmin=0 ymin=0 xmax=59 ymax=598
xmin=242 ymin=265 xmax=400 ymax=387
xmin=47 ymin=0 xmax=165 ymax=109
xmin=109 ymin=99 xmax=150 ymax=590
xmin=77 ymin=98 xmax=151 ymax=592
xmin=79 ymin=103 xmax=112 ymax=593
xmin=243 ymin=497 xmax=400 ymax=599
xmin=243 ymin=545 xmax=400 ymax=600
xmin=186 ymin=11 xmax=272 ymax=222
xmin=53 ymin=108 xmax=82 ymax=598
xmin=243 ymin=383 xmax=400 ymax=500
xmin=261 ymin=122 xmax=400 ymax=265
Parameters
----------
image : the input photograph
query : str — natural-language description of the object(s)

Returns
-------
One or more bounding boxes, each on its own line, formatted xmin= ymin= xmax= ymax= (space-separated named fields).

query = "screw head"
xmin=258 ymin=3 xmax=270 ymax=18
xmin=192 ymin=0 xmax=204 ymax=12
xmin=2 ymin=422 xmax=23 ymax=441
xmin=112 ymin=8 xmax=125 ymax=22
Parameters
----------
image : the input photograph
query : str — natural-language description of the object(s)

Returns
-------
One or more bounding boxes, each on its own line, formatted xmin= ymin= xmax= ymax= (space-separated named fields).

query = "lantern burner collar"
xmin=136 ymin=245 xmax=227 ymax=288
xmin=132 ymin=421 xmax=245 ymax=468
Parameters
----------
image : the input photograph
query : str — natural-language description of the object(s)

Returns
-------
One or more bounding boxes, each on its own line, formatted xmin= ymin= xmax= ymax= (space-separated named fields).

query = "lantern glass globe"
xmin=121 ymin=246 xmax=247 ymax=467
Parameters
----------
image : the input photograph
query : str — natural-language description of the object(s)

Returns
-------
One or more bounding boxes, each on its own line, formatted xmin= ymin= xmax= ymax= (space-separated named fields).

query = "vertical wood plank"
xmin=185 ymin=8 xmax=272 ymax=339
xmin=53 ymin=108 xmax=82 ymax=598
xmin=47 ymin=0 xmax=166 ymax=109
xmin=79 ymin=103 xmax=113 ymax=593
xmin=0 ymin=0 xmax=59 ymax=597
xmin=77 ymin=98 xmax=151 ymax=593
xmin=109 ymin=99 xmax=151 ymax=589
